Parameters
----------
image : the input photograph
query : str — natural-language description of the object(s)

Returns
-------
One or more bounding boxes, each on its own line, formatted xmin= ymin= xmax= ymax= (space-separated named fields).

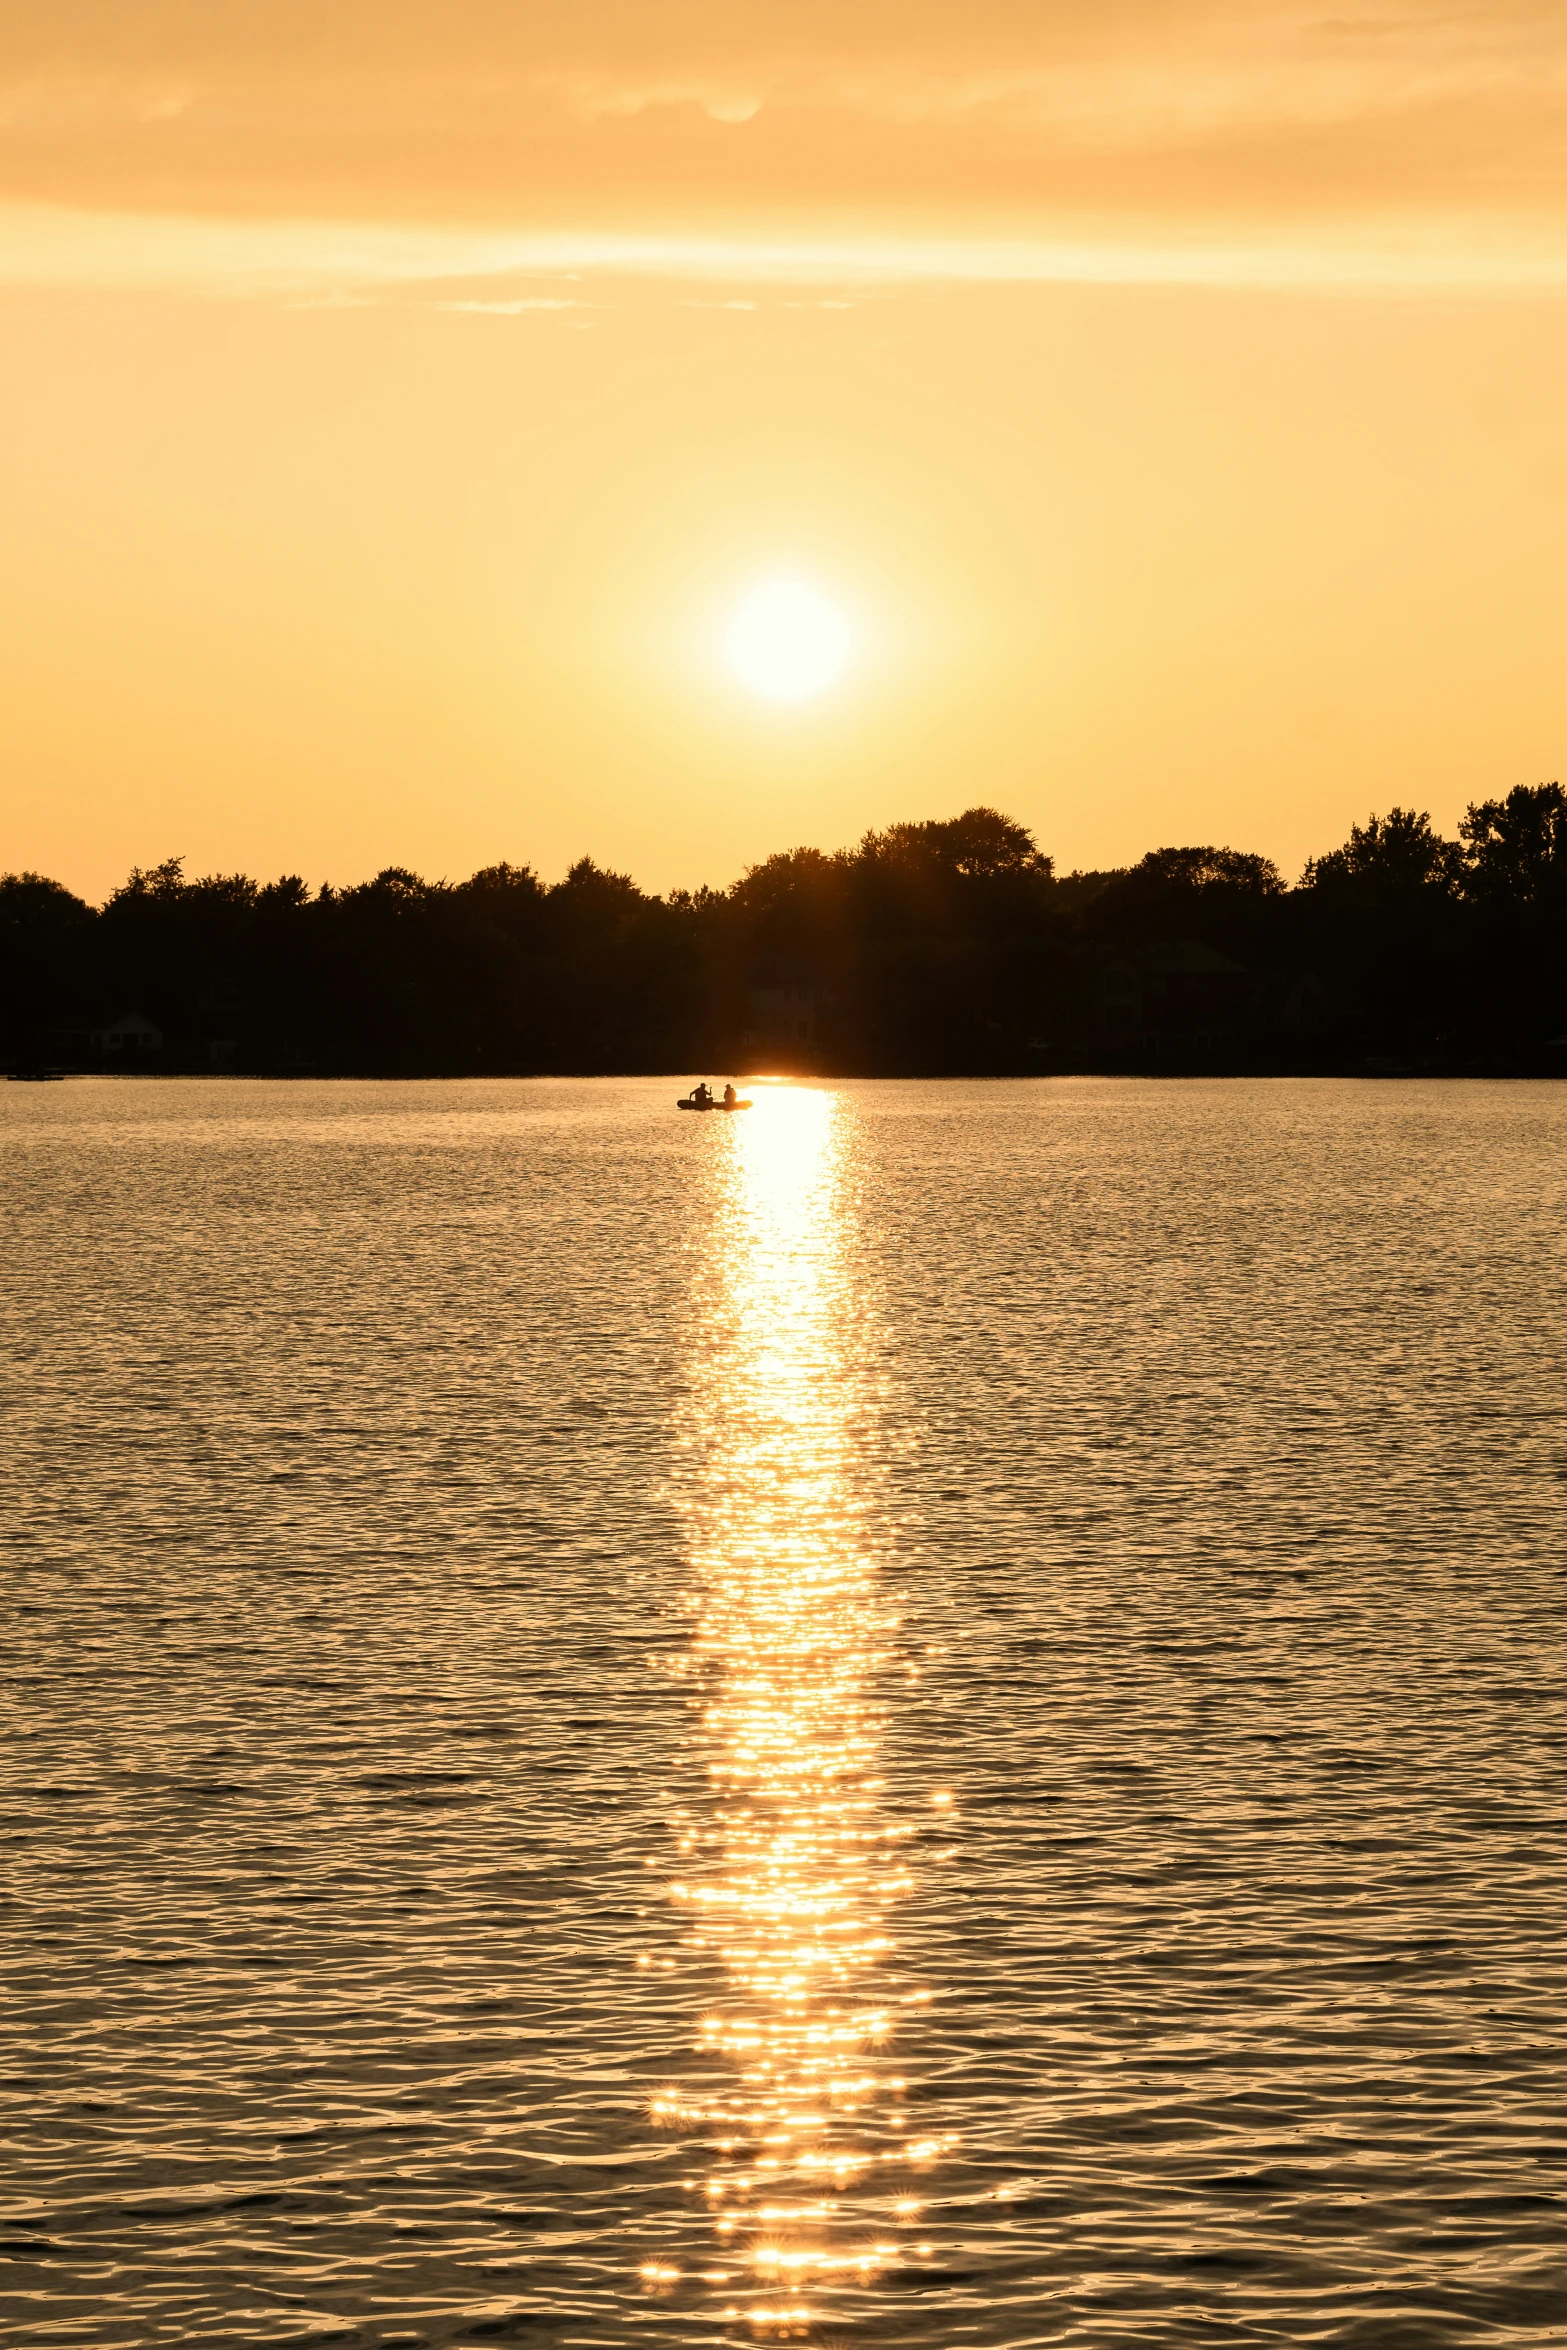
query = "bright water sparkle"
xmin=4 ymin=1077 xmax=1566 ymax=2347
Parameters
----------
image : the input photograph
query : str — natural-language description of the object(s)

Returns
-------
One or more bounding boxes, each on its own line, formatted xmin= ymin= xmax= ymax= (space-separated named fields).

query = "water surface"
xmin=4 ymin=1077 xmax=1566 ymax=2347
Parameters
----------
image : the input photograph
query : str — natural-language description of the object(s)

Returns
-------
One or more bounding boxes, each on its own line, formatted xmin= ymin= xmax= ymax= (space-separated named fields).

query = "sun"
xmin=723 ymin=578 xmax=853 ymax=704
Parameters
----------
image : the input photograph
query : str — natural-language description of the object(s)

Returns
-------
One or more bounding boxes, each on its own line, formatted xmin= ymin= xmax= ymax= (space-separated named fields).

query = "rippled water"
xmin=5 ymin=1077 xmax=1567 ymax=2349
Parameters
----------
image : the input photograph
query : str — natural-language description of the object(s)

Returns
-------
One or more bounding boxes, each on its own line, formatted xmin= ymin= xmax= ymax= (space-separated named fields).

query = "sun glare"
xmin=650 ymin=1085 xmax=934 ymax=2328
xmin=723 ymin=579 xmax=853 ymax=704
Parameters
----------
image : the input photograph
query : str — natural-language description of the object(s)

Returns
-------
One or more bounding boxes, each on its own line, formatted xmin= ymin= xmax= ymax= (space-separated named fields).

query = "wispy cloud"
xmin=546 ymin=77 xmax=765 ymax=126
xmin=0 ymin=3 xmax=1564 ymax=289
xmin=433 ymin=294 xmax=587 ymax=312
xmin=5 ymin=200 xmax=1567 ymax=299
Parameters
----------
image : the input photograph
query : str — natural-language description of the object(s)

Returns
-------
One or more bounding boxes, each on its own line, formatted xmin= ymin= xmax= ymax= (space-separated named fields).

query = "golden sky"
xmin=4 ymin=1 xmax=1566 ymax=895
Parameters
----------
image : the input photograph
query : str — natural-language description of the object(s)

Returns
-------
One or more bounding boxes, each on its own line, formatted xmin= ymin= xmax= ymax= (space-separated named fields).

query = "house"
xmin=90 ymin=1011 xmax=164 ymax=1057
xmin=1262 ymin=969 xmax=1334 ymax=1036
xmin=1082 ymin=940 xmax=1256 ymax=1052
xmin=743 ymin=980 xmax=834 ymax=1057
xmin=1135 ymin=941 xmax=1257 ymax=1046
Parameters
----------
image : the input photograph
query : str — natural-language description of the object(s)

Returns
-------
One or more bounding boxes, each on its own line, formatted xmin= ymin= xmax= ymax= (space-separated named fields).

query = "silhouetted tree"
xmin=0 ymin=873 xmax=96 ymax=1063
xmin=6 ymin=788 xmax=1564 ymax=1076
xmin=1085 ymin=845 xmax=1286 ymax=966
xmin=1458 ymin=783 xmax=1567 ymax=1041
xmin=1298 ymin=808 xmax=1464 ymax=1050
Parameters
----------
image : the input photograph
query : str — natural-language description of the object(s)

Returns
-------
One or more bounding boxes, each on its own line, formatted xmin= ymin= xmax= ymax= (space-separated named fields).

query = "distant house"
xmin=90 ymin=1011 xmax=164 ymax=1057
xmin=1083 ymin=940 xmax=1256 ymax=1051
xmin=1263 ymin=969 xmax=1334 ymax=1036
xmin=1086 ymin=951 xmax=1145 ymax=1046
xmin=744 ymin=980 xmax=833 ymax=1057
xmin=1135 ymin=941 xmax=1256 ymax=1046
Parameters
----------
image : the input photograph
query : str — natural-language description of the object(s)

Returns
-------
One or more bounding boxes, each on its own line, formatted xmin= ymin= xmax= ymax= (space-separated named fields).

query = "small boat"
xmin=678 ymin=1087 xmax=752 ymax=1112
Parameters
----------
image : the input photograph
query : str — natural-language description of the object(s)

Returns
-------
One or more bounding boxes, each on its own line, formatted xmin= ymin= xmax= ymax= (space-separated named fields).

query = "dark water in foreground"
xmin=4 ymin=1077 xmax=1566 ymax=2350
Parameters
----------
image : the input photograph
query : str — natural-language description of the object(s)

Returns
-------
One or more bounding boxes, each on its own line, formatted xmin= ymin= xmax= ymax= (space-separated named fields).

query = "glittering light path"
xmin=656 ymin=1088 xmax=943 ymax=2332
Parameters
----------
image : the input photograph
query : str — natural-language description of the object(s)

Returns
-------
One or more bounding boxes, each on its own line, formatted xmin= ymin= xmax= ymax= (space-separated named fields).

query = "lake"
xmin=4 ymin=1077 xmax=1566 ymax=2348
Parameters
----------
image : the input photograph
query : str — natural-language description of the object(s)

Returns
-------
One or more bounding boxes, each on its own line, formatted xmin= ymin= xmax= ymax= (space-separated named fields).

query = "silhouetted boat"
xmin=677 ymin=1090 xmax=752 ymax=1112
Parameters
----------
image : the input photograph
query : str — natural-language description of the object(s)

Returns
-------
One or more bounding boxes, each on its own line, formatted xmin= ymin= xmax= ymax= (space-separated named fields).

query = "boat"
xmin=678 ymin=1087 xmax=752 ymax=1112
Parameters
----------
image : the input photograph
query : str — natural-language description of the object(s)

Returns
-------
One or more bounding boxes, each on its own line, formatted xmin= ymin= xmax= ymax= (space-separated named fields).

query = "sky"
xmin=3 ymin=1 xmax=1566 ymax=899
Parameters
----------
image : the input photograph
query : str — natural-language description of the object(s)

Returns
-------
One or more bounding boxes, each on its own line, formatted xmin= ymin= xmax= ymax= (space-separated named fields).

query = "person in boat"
xmin=723 ymin=1082 xmax=737 ymax=1108
xmin=691 ymin=1081 xmax=713 ymax=1106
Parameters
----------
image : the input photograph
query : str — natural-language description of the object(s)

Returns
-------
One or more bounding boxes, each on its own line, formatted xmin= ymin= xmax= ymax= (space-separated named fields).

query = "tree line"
xmin=3 ymin=790 xmax=1564 ymax=1076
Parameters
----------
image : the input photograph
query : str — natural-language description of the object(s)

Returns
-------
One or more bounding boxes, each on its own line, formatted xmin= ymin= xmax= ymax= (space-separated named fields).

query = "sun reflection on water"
xmin=656 ymin=1087 xmax=939 ymax=2331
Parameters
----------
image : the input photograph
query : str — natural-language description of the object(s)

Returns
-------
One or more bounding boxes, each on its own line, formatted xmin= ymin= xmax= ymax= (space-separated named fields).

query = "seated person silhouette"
xmin=723 ymin=1083 xmax=736 ymax=1108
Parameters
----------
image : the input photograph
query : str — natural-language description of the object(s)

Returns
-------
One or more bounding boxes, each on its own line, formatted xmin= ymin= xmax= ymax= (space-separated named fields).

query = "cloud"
xmin=434 ymin=295 xmax=585 ymax=311
xmin=551 ymin=79 xmax=765 ymax=125
xmin=0 ymin=3 xmax=1563 ymax=283
xmin=5 ymin=199 xmax=1567 ymax=300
